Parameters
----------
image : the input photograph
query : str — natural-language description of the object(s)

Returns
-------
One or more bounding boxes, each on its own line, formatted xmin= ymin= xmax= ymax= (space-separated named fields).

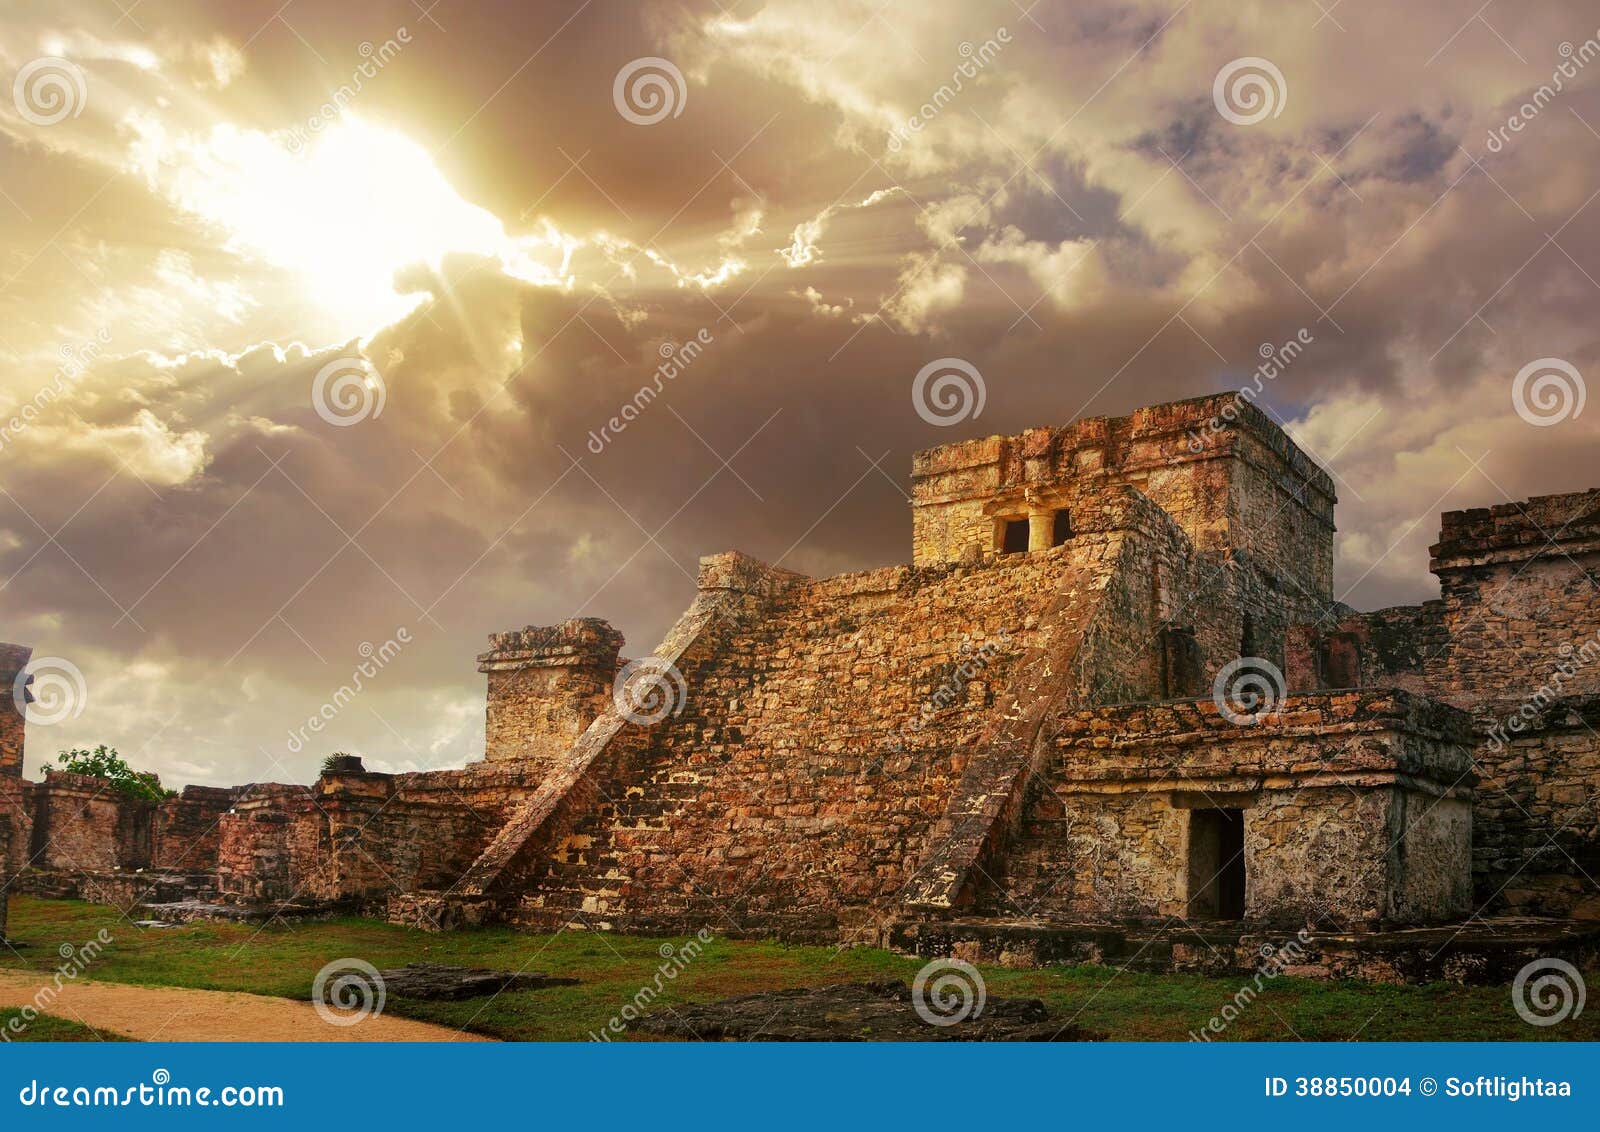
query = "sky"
xmin=1 ymin=0 xmax=1598 ymax=788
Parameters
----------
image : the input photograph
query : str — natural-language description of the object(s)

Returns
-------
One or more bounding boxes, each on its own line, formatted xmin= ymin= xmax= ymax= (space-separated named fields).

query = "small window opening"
xmin=1158 ymin=627 xmax=1203 ymax=698
xmin=1319 ymin=633 xmax=1362 ymax=689
xmin=1051 ymin=510 xmax=1073 ymax=546
xmin=1001 ymin=518 xmax=1030 ymax=554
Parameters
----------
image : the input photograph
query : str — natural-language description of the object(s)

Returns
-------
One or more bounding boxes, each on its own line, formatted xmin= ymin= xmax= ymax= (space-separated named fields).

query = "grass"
xmin=0 ymin=1008 xmax=129 ymax=1042
xmin=1 ymin=896 xmax=1591 ymax=1041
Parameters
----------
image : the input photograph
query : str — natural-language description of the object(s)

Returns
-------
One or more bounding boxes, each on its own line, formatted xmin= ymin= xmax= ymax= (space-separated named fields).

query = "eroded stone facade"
xmin=3 ymin=393 xmax=1597 ymax=970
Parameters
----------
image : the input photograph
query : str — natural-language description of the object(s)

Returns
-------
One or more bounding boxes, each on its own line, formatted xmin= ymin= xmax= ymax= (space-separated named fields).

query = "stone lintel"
xmin=476 ymin=618 xmax=624 ymax=674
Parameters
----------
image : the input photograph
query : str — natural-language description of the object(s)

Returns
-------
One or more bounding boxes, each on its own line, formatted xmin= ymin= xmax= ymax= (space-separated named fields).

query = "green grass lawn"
xmin=0 ymin=1008 xmax=129 ymax=1042
xmin=1 ymin=896 xmax=1590 ymax=1041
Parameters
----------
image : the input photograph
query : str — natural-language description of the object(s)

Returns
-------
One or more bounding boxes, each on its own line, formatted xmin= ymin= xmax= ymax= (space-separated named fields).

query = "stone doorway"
xmin=1187 ymin=808 xmax=1246 ymax=919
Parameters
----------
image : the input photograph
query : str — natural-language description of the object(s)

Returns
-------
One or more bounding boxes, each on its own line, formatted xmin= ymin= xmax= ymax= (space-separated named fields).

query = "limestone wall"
xmin=1285 ymin=490 xmax=1600 ymax=917
xmin=0 ymin=642 xmax=29 ymax=778
xmin=988 ymin=691 xmax=1475 ymax=927
xmin=478 ymin=618 xmax=623 ymax=774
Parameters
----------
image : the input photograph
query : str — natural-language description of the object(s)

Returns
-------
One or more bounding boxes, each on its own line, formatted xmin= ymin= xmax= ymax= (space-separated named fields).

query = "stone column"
xmin=477 ymin=619 xmax=625 ymax=774
xmin=0 ymin=642 xmax=29 ymax=942
xmin=0 ymin=643 xmax=31 ymax=778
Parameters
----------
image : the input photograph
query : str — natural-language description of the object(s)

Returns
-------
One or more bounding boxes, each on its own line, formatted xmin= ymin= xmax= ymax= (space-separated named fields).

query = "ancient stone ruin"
xmin=2 ymin=392 xmax=1596 ymax=978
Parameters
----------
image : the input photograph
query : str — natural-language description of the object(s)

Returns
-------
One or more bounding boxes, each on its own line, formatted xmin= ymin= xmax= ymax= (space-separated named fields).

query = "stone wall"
xmin=0 ymin=642 xmax=29 ymax=778
xmin=214 ymin=761 xmax=535 ymax=906
xmin=908 ymin=393 xmax=1336 ymax=601
xmin=477 ymin=618 xmax=623 ymax=775
xmin=987 ymin=691 xmax=1475 ymax=927
xmin=1286 ymin=490 xmax=1600 ymax=917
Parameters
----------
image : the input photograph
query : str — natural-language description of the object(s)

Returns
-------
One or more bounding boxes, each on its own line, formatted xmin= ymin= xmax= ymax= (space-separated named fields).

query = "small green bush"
xmin=43 ymin=745 xmax=174 ymax=801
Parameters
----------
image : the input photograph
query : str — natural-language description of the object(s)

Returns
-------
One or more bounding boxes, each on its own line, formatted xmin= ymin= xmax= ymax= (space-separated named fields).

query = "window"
xmin=1188 ymin=809 xmax=1247 ymax=919
xmin=1319 ymin=633 xmax=1362 ymax=688
xmin=1158 ymin=627 xmax=1202 ymax=698
xmin=1001 ymin=518 xmax=1030 ymax=554
xmin=1051 ymin=510 xmax=1073 ymax=546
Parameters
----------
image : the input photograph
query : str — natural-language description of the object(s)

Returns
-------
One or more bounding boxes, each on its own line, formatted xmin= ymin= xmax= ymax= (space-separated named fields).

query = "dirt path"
xmin=0 ymin=971 xmax=490 ymax=1042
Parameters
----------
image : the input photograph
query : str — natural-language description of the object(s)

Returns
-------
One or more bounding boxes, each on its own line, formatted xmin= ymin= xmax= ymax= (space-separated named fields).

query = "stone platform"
xmin=886 ymin=916 xmax=1600 ymax=984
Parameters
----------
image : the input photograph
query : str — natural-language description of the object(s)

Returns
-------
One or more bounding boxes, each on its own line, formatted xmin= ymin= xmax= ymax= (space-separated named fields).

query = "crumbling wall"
xmin=1286 ymin=491 xmax=1600 ymax=917
xmin=478 ymin=618 xmax=623 ymax=775
xmin=509 ymin=540 xmax=1116 ymax=938
xmin=991 ymin=691 xmax=1475 ymax=927
xmin=0 ymin=643 xmax=29 ymax=778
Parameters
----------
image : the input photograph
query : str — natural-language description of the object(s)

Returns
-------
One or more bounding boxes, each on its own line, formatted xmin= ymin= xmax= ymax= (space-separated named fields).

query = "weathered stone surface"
xmin=635 ymin=981 xmax=1101 ymax=1041
xmin=8 ymin=392 xmax=1598 ymax=975
xmin=374 ymin=962 xmax=577 ymax=1000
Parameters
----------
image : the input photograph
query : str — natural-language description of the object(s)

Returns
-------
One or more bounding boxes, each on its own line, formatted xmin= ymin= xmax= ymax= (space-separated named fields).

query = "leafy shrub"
xmin=42 ymin=745 xmax=174 ymax=801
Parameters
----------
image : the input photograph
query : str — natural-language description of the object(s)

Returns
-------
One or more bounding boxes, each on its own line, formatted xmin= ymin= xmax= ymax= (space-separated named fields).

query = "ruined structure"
xmin=2 ymin=392 xmax=1596 ymax=978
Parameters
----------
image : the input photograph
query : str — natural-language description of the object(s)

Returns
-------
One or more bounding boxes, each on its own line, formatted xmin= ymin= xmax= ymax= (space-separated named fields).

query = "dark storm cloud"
xmin=2 ymin=0 xmax=1599 ymax=786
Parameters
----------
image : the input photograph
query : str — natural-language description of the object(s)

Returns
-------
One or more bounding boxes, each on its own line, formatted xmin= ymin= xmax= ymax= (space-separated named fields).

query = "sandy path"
xmin=0 ymin=971 xmax=490 ymax=1042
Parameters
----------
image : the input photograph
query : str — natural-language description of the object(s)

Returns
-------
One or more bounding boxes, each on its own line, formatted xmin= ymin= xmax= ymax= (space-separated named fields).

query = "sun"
xmin=135 ymin=116 xmax=572 ymax=337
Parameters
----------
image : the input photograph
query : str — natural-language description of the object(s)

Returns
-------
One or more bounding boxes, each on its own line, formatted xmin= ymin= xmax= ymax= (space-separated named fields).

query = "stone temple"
xmin=2 ymin=392 xmax=1597 ymax=979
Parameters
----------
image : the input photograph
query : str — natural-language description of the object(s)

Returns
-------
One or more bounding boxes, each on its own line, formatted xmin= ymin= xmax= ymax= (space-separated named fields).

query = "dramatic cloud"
xmin=1 ymin=0 xmax=1598 ymax=788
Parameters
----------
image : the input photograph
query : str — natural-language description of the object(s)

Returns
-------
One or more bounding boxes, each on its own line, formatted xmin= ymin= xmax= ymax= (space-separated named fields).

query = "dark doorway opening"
xmin=1318 ymin=632 xmax=1362 ymax=688
xmin=1001 ymin=518 xmax=1030 ymax=554
xmin=1051 ymin=510 xmax=1073 ymax=546
xmin=1188 ymin=808 xmax=1247 ymax=919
